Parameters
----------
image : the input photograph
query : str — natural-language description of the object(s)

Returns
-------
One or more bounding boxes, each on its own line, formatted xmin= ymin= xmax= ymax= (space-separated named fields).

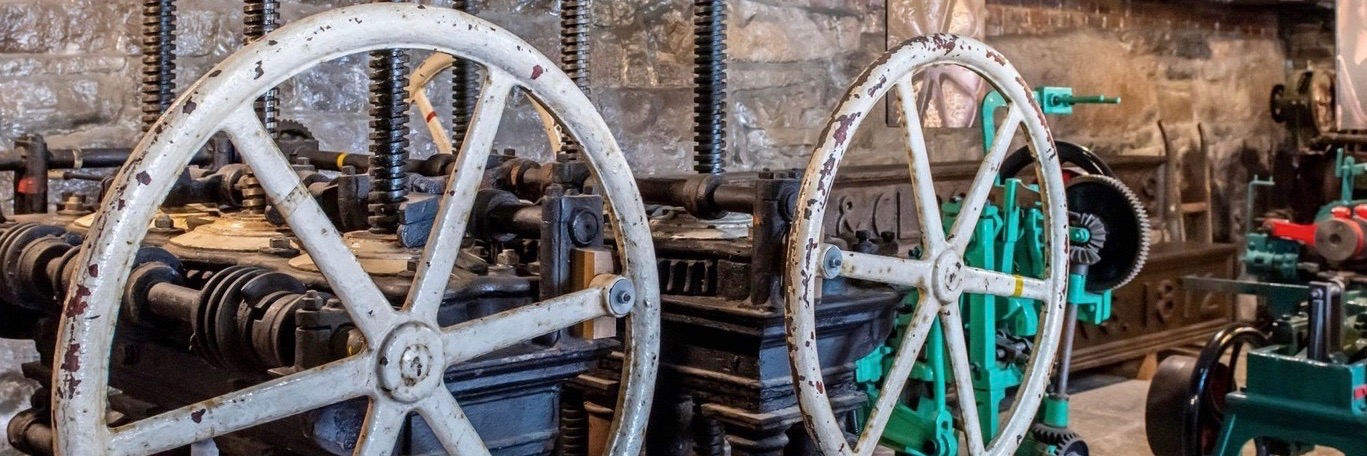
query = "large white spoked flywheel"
xmin=784 ymin=34 xmax=1068 ymax=456
xmin=52 ymin=4 xmax=658 ymax=455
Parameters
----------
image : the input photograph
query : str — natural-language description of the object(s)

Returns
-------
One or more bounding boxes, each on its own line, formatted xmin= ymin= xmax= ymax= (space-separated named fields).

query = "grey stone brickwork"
xmin=0 ymin=1 xmax=1302 ymax=454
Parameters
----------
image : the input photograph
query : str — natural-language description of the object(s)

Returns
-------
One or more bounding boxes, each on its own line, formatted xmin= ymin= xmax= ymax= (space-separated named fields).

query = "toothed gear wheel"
xmin=1031 ymin=423 xmax=1080 ymax=446
xmin=1065 ymin=174 xmax=1150 ymax=292
xmin=1068 ymin=211 xmax=1105 ymax=267
xmin=274 ymin=118 xmax=316 ymax=142
xmin=1056 ymin=437 xmax=1089 ymax=456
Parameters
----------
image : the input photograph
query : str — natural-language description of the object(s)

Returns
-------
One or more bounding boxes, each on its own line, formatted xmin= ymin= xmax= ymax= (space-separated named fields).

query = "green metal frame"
xmin=855 ymin=86 xmax=1120 ymax=455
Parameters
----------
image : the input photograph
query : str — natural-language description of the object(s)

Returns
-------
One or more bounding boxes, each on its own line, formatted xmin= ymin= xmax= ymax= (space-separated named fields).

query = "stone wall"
xmin=0 ymin=1 xmax=1307 ymax=454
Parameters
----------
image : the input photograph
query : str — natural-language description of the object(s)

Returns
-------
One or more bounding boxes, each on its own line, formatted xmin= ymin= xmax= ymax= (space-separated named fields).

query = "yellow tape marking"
xmin=335 ymin=152 xmax=348 ymax=170
xmin=1012 ymin=275 xmax=1025 ymax=297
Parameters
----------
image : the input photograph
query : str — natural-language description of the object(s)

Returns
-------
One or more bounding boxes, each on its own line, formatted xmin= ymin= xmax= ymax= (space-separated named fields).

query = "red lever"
xmin=1265 ymin=219 xmax=1317 ymax=247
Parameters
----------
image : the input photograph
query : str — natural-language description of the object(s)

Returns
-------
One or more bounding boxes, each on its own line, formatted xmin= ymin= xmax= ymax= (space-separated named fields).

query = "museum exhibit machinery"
xmin=1141 ymin=26 xmax=1367 ymax=454
xmin=0 ymin=1 xmax=1156 ymax=455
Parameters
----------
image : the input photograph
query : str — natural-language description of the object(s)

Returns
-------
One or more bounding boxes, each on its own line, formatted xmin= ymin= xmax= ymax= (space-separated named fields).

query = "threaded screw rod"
xmin=451 ymin=0 xmax=478 ymax=152
xmin=557 ymin=0 xmax=592 ymax=162
xmin=141 ymin=0 xmax=177 ymax=133
xmin=367 ymin=0 xmax=412 ymax=234
xmin=692 ymin=0 xmax=727 ymax=174
xmin=244 ymin=0 xmax=280 ymax=137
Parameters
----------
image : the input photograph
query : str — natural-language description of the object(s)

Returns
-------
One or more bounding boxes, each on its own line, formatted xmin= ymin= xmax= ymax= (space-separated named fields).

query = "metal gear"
xmin=1055 ymin=436 xmax=1089 ymax=456
xmin=1064 ymin=174 xmax=1151 ymax=292
xmin=1030 ymin=423 xmax=1079 ymax=446
xmin=1067 ymin=212 xmax=1105 ymax=267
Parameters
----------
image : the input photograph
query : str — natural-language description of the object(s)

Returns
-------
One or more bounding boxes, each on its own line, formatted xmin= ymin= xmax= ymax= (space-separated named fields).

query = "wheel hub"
xmin=931 ymin=249 xmax=966 ymax=303
xmin=376 ymin=322 xmax=445 ymax=403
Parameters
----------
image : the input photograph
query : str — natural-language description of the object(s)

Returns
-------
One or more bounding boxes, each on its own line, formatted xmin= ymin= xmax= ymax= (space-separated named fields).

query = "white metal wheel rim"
xmin=52 ymin=4 xmax=659 ymax=456
xmin=783 ymin=34 xmax=1068 ymax=456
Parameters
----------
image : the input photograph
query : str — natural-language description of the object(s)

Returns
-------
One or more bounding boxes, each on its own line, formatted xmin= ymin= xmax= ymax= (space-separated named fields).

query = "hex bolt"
xmin=269 ymin=236 xmax=292 ymax=250
xmin=153 ymin=214 xmax=173 ymax=229
xmin=299 ymin=290 xmax=325 ymax=311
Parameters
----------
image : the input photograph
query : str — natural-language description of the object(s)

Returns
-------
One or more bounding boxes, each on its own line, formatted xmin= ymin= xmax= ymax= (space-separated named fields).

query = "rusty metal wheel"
xmin=51 ymin=4 xmax=658 ymax=455
xmin=785 ymin=34 xmax=1068 ymax=456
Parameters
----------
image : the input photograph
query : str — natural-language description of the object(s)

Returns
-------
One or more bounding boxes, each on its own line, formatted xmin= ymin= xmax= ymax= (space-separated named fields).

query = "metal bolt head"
xmin=605 ymin=278 xmax=637 ymax=317
xmin=269 ymin=236 xmax=292 ymax=250
xmin=153 ymin=214 xmax=173 ymax=229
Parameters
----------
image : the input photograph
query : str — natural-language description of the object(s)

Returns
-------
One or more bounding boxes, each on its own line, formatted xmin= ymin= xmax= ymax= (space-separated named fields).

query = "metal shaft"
xmin=141 ymin=0 xmax=177 ymax=132
xmin=692 ymin=0 xmax=727 ymax=174
xmin=367 ymin=0 xmax=412 ymax=234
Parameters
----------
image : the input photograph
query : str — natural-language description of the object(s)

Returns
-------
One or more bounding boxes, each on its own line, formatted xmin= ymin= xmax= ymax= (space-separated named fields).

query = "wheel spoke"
xmin=948 ymin=105 xmax=1022 ymax=252
xmin=417 ymin=392 xmax=491 ymax=456
xmin=960 ymin=266 xmax=1050 ymax=301
xmin=831 ymin=247 xmax=933 ymax=289
xmin=441 ymin=283 xmax=615 ymax=366
xmin=406 ymin=72 xmax=516 ymax=320
xmin=109 ymin=356 xmax=372 ymax=456
xmin=854 ymin=295 xmax=940 ymax=455
xmin=939 ymin=305 xmax=987 ymax=455
xmin=894 ymin=79 xmax=947 ymax=254
xmin=222 ymin=108 xmax=398 ymax=342
xmin=352 ymin=399 xmax=409 ymax=456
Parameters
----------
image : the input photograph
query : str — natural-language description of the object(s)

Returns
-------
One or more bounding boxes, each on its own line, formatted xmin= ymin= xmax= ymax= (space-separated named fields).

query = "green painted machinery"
xmin=1147 ymin=149 xmax=1367 ymax=456
xmin=854 ymin=87 xmax=1147 ymax=456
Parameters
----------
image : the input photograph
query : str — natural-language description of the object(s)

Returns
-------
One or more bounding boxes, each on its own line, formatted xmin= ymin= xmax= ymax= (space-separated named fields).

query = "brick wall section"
xmin=0 ymin=1 xmax=1307 ymax=453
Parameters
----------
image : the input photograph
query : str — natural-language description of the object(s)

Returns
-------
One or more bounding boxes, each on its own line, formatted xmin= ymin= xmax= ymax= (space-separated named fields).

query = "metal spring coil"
xmin=367 ymin=36 xmax=412 ymax=234
xmin=692 ymin=0 xmax=727 ymax=174
xmin=451 ymin=0 xmax=477 ymax=150
xmin=140 ymin=0 xmax=177 ymax=132
xmin=557 ymin=0 xmax=592 ymax=161
xmin=244 ymin=0 xmax=280 ymax=137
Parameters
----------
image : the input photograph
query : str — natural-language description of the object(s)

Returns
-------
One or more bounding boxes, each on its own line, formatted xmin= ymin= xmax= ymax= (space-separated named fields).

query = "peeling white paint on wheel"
xmin=783 ymin=34 xmax=1068 ymax=456
xmin=52 ymin=4 xmax=659 ymax=455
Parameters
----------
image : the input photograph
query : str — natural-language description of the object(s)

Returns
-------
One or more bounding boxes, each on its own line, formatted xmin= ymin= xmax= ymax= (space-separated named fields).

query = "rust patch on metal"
xmin=65 ymin=285 xmax=91 ymax=317
xmin=208 ymin=70 xmax=222 ymax=78
xmin=832 ymin=113 xmax=860 ymax=146
xmin=182 ymin=99 xmax=197 ymax=114
xmin=191 ymin=408 xmax=206 ymax=423
xmin=87 ymin=264 xmax=98 ymax=278
xmin=987 ymin=49 xmax=1006 ymax=66
xmin=254 ymin=61 xmax=265 ymax=80
xmin=867 ymin=75 xmax=887 ymax=98
xmin=60 ymin=343 xmax=81 ymax=372
xmin=531 ymin=65 xmax=544 ymax=80
xmin=136 ymin=171 xmax=152 ymax=185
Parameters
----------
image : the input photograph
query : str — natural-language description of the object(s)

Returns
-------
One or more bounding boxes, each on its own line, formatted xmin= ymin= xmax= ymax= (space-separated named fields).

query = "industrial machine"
xmin=848 ymin=86 xmax=1148 ymax=456
xmin=779 ymin=34 xmax=1094 ymax=456
xmin=2 ymin=3 xmax=662 ymax=455
xmin=0 ymin=1 xmax=1106 ymax=456
xmin=1145 ymin=149 xmax=1367 ymax=455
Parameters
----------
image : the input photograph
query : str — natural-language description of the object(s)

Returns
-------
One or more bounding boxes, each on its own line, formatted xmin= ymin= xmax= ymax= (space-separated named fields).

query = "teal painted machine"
xmin=854 ymin=87 xmax=1148 ymax=456
xmin=1146 ymin=150 xmax=1367 ymax=455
